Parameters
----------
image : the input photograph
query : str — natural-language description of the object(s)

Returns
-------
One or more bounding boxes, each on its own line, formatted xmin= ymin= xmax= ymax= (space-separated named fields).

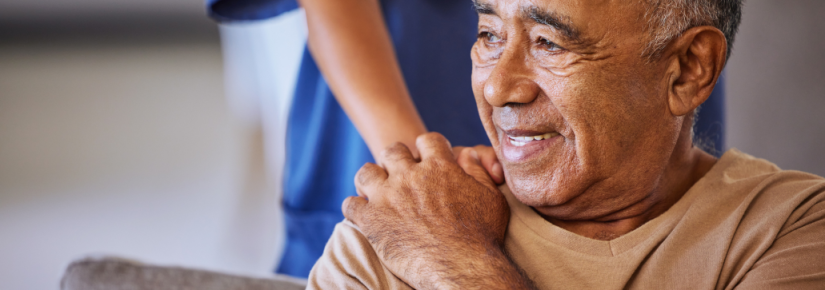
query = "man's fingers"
xmin=473 ymin=145 xmax=504 ymax=184
xmin=452 ymin=146 xmax=467 ymax=160
xmin=490 ymin=162 xmax=504 ymax=184
xmin=456 ymin=148 xmax=498 ymax=190
xmin=380 ymin=142 xmax=416 ymax=174
xmin=416 ymin=132 xmax=454 ymax=161
xmin=342 ymin=196 xmax=368 ymax=225
xmin=354 ymin=163 xmax=387 ymax=199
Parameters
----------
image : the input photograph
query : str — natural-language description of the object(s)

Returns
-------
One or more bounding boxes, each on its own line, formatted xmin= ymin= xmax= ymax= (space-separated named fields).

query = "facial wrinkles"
xmin=538 ymin=65 xmax=673 ymax=219
xmin=479 ymin=17 xmax=580 ymax=136
xmin=496 ymin=101 xmax=563 ymax=138
xmin=473 ymin=0 xmax=677 ymax=220
xmin=520 ymin=22 xmax=587 ymax=76
xmin=533 ymin=51 xmax=584 ymax=77
xmin=524 ymin=9 xmax=622 ymax=80
xmin=473 ymin=1 xmax=593 ymax=207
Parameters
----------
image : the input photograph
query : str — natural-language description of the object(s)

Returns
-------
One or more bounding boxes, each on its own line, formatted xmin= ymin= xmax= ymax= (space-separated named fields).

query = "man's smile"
xmin=500 ymin=129 xmax=562 ymax=162
xmin=508 ymin=132 xmax=559 ymax=146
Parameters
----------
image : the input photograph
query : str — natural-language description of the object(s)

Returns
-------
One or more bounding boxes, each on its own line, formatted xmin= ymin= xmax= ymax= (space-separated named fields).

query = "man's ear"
xmin=665 ymin=26 xmax=727 ymax=117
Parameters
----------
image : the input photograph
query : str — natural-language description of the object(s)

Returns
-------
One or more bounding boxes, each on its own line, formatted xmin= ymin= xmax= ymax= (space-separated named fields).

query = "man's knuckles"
xmin=342 ymin=196 xmax=368 ymax=223
xmin=355 ymin=163 xmax=387 ymax=187
xmin=381 ymin=142 xmax=414 ymax=163
xmin=416 ymin=132 xmax=454 ymax=158
xmin=416 ymin=132 xmax=450 ymax=148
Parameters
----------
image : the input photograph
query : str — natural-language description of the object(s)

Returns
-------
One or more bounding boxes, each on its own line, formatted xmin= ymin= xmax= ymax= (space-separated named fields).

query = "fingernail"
xmin=470 ymin=149 xmax=479 ymax=161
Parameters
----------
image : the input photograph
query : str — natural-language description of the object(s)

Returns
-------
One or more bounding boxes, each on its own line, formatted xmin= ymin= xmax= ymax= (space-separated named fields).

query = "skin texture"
xmin=471 ymin=0 xmax=723 ymax=239
xmin=345 ymin=136 xmax=530 ymax=289
xmin=344 ymin=0 xmax=727 ymax=288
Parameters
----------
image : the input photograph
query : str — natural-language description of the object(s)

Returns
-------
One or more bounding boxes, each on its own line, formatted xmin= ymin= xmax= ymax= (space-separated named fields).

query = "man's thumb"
xmin=456 ymin=148 xmax=497 ymax=190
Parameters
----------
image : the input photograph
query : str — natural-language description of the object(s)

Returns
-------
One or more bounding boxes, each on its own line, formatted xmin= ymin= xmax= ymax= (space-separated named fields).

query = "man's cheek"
xmin=471 ymin=75 xmax=495 ymax=121
xmin=476 ymin=105 xmax=497 ymax=144
xmin=470 ymin=70 xmax=487 ymax=97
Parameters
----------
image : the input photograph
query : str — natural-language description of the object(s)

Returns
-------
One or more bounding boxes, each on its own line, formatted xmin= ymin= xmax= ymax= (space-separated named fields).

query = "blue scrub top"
xmin=210 ymin=0 xmax=489 ymax=278
xmin=208 ymin=0 xmax=725 ymax=278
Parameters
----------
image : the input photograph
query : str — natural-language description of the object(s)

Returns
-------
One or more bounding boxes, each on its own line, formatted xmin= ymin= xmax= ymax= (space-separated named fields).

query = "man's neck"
xmin=545 ymin=147 xmax=718 ymax=241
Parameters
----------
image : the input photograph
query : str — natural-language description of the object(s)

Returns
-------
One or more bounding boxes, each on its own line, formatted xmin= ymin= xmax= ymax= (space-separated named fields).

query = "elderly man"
xmin=307 ymin=0 xmax=825 ymax=289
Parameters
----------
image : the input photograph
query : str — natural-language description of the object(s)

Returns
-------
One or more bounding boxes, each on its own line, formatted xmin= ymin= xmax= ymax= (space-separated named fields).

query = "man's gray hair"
xmin=644 ymin=0 xmax=743 ymax=60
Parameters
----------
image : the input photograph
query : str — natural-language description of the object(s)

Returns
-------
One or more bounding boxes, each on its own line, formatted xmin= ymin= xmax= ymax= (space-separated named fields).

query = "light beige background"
xmin=726 ymin=0 xmax=825 ymax=176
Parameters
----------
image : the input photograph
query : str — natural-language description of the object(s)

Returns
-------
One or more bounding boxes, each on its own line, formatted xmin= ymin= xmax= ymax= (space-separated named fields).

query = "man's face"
xmin=471 ymin=0 xmax=683 ymax=221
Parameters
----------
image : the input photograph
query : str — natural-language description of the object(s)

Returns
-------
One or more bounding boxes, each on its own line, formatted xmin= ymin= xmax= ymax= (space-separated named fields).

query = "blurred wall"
xmin=726 ymin=0 xmax=825 ymax=176
xmin=0 ymin=1 xmax=289 ymax=289
xmin=0 ymin=0 xmax=215 ymax=46
xmin=0 ymin=0 xmax=202 ymax=20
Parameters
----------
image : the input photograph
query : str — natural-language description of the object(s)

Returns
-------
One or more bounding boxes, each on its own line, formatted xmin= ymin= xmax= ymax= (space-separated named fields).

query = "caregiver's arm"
xmin=297 ymin=0 xmax=426 ymax=163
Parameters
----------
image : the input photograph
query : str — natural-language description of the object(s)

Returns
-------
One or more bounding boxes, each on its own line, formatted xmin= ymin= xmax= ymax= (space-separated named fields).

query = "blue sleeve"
xmin=207 ymin=0 xmax=299 ymax=22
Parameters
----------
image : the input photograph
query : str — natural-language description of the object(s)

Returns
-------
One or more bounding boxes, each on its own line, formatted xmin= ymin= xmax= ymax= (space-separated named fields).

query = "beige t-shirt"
xmin=307 ymin=149 xmax=825 ymax=289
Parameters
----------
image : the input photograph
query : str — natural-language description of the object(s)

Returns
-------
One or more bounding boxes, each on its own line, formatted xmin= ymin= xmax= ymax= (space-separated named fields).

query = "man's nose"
xmin=483 ymin=47 xmax=541 ymax=107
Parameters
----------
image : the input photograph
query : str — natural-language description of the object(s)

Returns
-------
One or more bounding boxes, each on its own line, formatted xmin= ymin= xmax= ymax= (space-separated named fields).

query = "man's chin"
xmin=505 ymin=177 xmax=570 ymax=209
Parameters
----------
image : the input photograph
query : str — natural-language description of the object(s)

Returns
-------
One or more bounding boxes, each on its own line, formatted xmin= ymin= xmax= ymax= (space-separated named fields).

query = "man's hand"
xmin=342 ymin=133 xmax=532 ymax=289
xmin=452 ymin=144 xmax=505 ymax=185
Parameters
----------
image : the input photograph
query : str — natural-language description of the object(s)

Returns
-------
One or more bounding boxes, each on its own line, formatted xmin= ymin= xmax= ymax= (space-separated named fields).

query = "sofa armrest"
xmin=61 ymin=256 xmax=306 ymax=290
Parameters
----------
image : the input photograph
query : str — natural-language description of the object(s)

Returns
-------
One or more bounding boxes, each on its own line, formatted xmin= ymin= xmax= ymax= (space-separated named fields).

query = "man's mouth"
xmin=508 ymin=132 xmax=560 ymax=147
xmin=500 ymin=130 xmax=562 ymax=162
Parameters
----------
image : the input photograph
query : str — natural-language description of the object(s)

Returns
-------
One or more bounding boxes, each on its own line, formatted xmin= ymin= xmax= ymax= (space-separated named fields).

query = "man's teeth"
xmin=508 ymin=132 xmax=558 ymax=146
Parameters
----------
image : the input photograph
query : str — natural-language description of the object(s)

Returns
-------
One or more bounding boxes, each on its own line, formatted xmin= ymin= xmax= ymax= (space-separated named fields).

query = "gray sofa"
xmin=61 ymin=257 xmax=306 ymax=290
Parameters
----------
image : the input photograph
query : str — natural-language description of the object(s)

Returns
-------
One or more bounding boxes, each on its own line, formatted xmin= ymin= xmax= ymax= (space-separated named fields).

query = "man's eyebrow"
xmin=472 ymin=0 xmax=495 ymax=15
xmin=522 ymin=5 xmax=582 ymax=41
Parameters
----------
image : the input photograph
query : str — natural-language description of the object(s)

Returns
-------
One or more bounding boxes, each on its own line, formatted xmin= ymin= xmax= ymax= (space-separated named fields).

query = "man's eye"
xmin=478 ymin=32 xmax=502 ymax=43
xmin=538 ymin=37 xmax=564 ymax=51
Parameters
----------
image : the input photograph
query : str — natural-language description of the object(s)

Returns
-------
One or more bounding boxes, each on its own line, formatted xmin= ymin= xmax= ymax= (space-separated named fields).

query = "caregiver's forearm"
xmin=297 ymin=0 xmax=427 ymax=162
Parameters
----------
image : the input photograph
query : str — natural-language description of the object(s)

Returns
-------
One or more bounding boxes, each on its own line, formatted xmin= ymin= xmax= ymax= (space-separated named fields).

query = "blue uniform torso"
xmin=282 ymin=1 xmax=488 ymax=277
xmin=211 ymin=0 xmax=489 ymax=277
xmin=209 ymin=0 xmax=725 ymax=278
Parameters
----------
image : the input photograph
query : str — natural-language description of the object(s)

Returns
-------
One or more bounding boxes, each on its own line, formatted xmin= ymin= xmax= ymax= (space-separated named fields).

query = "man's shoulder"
xmin=306 ymin=220 xmax=412 ymax=290
xmin=695 ymin=149 xmax=825 ymax=288
xmin=696 ymin=149 xmax=825 ymax=234
xmin=704 ymin=148 xmax=825 ymax=200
